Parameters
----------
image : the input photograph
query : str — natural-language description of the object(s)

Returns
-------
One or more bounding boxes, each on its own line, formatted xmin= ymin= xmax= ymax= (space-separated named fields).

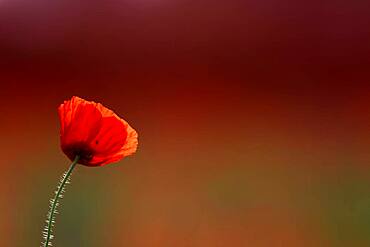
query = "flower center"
xmin=62 ymin=143 xmax=94 ymax=164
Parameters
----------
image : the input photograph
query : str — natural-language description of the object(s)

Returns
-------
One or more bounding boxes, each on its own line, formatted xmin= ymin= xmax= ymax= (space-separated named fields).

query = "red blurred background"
xmin=1 ymin=0 xmax=370 ymax=246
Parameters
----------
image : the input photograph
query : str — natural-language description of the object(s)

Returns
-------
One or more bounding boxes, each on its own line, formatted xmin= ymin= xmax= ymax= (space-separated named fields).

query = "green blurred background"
xmin=1 ymin=0 xmax=370 ymax=246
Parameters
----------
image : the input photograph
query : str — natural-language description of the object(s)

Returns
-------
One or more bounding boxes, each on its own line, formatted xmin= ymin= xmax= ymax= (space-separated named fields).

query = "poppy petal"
xmin=61 ymin=102 xmax=102 ymax=146
xmin=121 ymin=123 xmax=138 ymax=157
xmin=89 ymin=116 xmax=127 ymax=155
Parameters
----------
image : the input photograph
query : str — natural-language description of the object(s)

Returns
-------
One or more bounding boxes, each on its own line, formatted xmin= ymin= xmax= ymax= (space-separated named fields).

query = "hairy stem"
xmin=42 ymin=155 xmax=80 ymax=247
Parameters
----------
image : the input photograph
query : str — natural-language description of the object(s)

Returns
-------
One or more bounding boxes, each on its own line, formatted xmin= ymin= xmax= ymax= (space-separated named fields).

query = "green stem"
xmin=43 ymin=155 xmax=80 ymax=247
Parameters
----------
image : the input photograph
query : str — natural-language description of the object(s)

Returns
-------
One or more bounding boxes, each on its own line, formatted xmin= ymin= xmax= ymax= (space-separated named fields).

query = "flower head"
xmin=58 ymin=96 xmax=138 ymax=166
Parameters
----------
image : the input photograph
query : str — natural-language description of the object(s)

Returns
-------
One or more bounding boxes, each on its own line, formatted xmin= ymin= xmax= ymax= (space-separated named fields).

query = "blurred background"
xmin=1 ymin=0 xmax=370 ymax=246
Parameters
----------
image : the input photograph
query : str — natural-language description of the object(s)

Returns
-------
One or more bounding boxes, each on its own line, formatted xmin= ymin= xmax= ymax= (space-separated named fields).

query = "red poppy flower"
xmin=58 ymin=96 xmax=138 ymax=166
